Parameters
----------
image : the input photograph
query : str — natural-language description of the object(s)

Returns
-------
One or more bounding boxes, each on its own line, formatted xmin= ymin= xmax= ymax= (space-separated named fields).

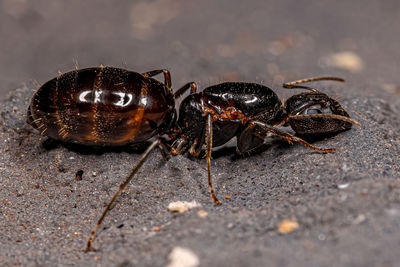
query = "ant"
xmin=27 ymin=66 xmax=360 ymax=251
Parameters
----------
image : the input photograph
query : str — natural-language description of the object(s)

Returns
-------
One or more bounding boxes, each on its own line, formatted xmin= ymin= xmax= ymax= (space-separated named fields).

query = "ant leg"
xmin=157 ymin=140 xmax=171 ymax=160
xmin=86 ymin=138 xmax=162 ymax=252
xmin=188 ymin=134 xmax=205 ymax=157
xmin=283 ymin=77 xmax=344 ymax=92
xmin=288 ymin=114 xmax=361 ymax=126
xmin=240 ymin=120 xmax=336 ymax=154
xmin=73 ymin=59 xmax=79 ymax=71
xmin=205 ymin=114 xmax=222 ymax=205
xmin=174 ymin=82 xmax=198 ymax=99
xmin=142 ymin=69 xmax=172 ymax=90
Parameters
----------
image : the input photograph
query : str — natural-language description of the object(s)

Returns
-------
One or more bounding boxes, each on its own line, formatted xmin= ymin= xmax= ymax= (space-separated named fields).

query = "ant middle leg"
xmin=205 ymin=114 xmax=222 ymax=205
xmin=157 ymin=139 xmax=171 ymax=160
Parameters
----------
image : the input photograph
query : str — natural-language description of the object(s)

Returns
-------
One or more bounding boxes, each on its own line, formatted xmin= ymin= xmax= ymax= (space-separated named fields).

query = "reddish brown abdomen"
xmin=28 ymin=67 xmax=174 ymax=145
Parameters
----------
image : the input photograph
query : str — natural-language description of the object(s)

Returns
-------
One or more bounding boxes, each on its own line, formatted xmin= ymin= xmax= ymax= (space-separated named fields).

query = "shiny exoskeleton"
xmin=28 ymin=67 xmax=176 ymax=146
xmin=27 ymin=68 xmax=360 ymax=251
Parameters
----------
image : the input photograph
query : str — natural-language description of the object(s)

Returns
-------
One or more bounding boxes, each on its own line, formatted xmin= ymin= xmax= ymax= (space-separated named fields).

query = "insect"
xmin=27 ymin=66 xmax=360 ymax=251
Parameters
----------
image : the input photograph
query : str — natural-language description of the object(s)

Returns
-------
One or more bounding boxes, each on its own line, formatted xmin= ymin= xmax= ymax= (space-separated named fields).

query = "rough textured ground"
xmin=1 ymin=1 xmax=400 ymax=266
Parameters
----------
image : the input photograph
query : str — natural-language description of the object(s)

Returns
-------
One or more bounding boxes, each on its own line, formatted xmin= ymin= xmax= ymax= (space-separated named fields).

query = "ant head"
xmin=284 ymin=91 xmax=355 ymax=135
xmin=285 ymin=91 xmax=336 ymax=117
xmin=282 ymin=77 xmax=359 ymax=135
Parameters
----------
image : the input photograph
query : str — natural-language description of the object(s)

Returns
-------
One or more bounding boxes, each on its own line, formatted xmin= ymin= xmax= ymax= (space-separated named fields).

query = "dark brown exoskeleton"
xmin=282 ymin=77 xmax=354 ymax=135
xmin=27 ymin=67 xmax=177 ymax=146
xmin=27 ymin=68 xmax=360 ymax=251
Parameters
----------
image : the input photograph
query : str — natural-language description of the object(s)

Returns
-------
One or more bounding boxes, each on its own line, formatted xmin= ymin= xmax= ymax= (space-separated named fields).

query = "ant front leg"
xmin=142 ymin=69 xmax=172 ymax=90
xmin=287 ymin=113 xmax=361 ymax=134
xmin=237 ymin=120 xmax=336 ymax=155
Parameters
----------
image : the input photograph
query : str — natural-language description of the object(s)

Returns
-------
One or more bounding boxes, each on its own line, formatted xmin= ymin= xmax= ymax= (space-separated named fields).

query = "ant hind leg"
xmin=86 ymin=138 xmax=164 ymax=252
xmin=205 ymin=114 xmax=222 ymax=205
xmin=174 ymin=82 xmax=198 ymax=99
xmin=142 ymin=69 xmax=172 ymax=90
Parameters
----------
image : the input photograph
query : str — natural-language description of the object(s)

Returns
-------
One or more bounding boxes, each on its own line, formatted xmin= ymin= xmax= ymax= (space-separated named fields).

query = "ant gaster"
xmin=27 ymin=66 xmax=360 ymax=251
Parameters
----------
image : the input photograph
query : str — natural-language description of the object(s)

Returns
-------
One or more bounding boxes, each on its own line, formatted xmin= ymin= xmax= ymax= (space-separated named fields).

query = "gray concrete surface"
xmin=1 ymin=0 xmax=400 ymax=266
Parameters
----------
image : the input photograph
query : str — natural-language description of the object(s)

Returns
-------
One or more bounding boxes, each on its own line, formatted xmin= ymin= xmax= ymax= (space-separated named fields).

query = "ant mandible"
xmin=27 ymin=66 xmax=360 ymax=251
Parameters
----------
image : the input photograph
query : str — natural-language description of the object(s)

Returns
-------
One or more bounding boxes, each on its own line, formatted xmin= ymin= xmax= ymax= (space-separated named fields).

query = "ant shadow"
xmin=200 ymin=129 xmax=348 ymax=162
xmin=41 ymin=138 xmax=151 ymax=155
xmin=187 ymin=138 xmax=284 ymax=162
xmin=41 ymin=129 xmax=347 ymax=161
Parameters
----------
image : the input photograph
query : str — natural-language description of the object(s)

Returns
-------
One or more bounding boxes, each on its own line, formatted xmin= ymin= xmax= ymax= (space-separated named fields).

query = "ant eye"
xmin=306 ymin=108 xmax=322 ymax=114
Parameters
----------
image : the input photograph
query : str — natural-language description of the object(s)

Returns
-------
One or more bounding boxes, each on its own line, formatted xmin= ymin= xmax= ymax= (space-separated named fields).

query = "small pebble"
xmin=168 ymin=201 xmax=201 ymax=213
xmin=167 ymin=246 xmax=199 ymax=267
xmin=338 ymin=183 xmax=349 ymax=189
xmin=352 ymin=214 xmax=366 ymax=224
xmin=278 ymin=219 xmax=299 ymax=234
xmin=197 ymin=210 xmax=208 ymax=218
xmin=320 ymin=51 xmax=364 ymax=73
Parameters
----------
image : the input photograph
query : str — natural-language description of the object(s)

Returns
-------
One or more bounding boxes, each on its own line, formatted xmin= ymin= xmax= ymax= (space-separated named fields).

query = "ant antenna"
xmin=283 ymin=77 xmax=345 ymax=92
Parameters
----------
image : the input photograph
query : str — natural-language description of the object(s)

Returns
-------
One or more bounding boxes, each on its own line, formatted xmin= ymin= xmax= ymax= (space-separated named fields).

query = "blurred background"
xmin=1 ymin=0 xmax=400 ymax=97
xmin=1 ymin=1 xmax=400 ymax=266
